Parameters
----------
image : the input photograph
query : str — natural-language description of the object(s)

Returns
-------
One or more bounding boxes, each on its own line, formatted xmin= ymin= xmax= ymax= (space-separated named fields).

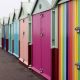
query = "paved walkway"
xmin=0 ymin=48 xmax=44 ymax=80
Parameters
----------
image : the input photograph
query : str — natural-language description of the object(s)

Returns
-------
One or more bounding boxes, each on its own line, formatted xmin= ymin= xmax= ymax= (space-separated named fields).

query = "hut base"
xmin=28 ymin=44 xmax=32 ymax=66
xmin=52 ymin=48 xmax=59 ymax=80
xmin=6 ymin=39 xmax=8 ymax=52
xmin=12 ymin=40 xmax=14 ymax=53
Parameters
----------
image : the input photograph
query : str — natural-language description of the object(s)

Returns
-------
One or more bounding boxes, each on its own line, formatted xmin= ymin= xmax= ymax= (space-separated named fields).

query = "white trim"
xmin=13 ymin=53 xmax=19 ymax=58
xmin=55 ymin=7 xmax=58 ymax=48
xmin=51 ymin=10 xmax=52 ymax=48
xmin=8 ymin=51 xmax=12 ymax=54
xmin=8 ymin=50 xmax=10 ymax=53
xmin=51 ymin=10 xmax=56 ymax=48
xmin=24 ymin=61 xmax=28 ymax=66
xmin=0 ymin=45 xmax=2 ymax=47
xmin=19 ymin=58 xmax=23 ymax=62
xmin=31 ymin=16 xmax=32 ymax=45
xmin=51 ymin=7 xmax=58 ymax=49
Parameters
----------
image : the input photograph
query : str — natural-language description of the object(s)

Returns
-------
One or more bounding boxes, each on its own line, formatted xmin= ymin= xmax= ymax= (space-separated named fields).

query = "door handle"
xmin=75 ymin=63 xmax=80 ymax=70
xmin=52 ymin=39 xmax=55 ymax=42
xmin=40 ymin=33 xmax=44 ymax=37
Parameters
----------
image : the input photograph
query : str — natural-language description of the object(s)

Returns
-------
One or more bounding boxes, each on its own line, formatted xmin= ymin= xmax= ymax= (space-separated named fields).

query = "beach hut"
xmin=31 ymin=0 xmax=58 ymax=80
xmin=13 ymin=9 xmax=20 ymax=58
xmin=4 ymin=17 xmax=9 ymax=52
xmin=19 ymin=1 xmax=34 ymax=66
xmin=53 ymin=0 xmax=80 ymax=80
xmin=8 ymin=13 xmax=14 ymax=54
xmin=1 ymin=19 xmax=4 ymax=49
xmin=0 ymin=19 xmax=3 ymax=48
xmin=2 ymin=19 xmax=6 ymax=50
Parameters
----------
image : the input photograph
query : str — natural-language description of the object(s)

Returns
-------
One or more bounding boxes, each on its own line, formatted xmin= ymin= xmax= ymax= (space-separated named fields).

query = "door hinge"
xmin=75 ymin=63 xmax=80 ymax=70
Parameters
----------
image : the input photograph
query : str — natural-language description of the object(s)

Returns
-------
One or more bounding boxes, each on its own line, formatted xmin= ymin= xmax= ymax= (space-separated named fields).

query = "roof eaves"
xmin=31 ymin=0 xmax=38 ymax=15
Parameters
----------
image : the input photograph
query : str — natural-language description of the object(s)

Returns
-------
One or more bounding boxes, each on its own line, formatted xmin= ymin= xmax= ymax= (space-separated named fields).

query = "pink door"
xmin=32 ymin=14 xmax=41 ymax=71
xmin=20 ymin=18 xmax=28 ymax=65
xmin=32 ymin=11 xmax=51 ymax=80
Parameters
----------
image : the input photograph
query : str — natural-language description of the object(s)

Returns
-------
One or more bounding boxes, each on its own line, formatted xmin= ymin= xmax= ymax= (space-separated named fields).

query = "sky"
xmin=0 ymin=0 xmax=52 ymax=19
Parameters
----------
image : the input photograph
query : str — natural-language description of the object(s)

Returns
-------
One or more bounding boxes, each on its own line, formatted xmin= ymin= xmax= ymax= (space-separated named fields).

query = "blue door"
xmin=4 ymin=26 xmax=6 ymax=49
xmin=9 ymin=24 xmax=12 ymax=53
xmin=13 ymin=20 xmax=19 ymax=57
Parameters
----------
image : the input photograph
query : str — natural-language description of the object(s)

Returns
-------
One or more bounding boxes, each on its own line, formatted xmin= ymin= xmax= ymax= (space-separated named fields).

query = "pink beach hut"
xmin=19 ymin=1 xmax=35 ymax=66
xmin=31 ymin=0 xmax=59 ymax=80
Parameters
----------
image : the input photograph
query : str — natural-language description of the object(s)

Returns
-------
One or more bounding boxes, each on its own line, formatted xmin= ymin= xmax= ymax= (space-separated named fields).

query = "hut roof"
xmin=4 ymin=17 xmax=9 ymax=25
xmin=13 ymin=9 xmax=20 ymax=21
xmin=0 ymin=19 xmax=3 ymax=25
xmin=19 ymin=1 xmax=35 ymax=20
xmin=9 ymin=12 xmax=14 ymax=24
xmin=32 ymin=0 xmax=52 ymax=14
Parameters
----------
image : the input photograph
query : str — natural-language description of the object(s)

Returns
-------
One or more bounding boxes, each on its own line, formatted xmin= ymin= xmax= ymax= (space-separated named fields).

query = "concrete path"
xmin=0 ymin=48 xmax=44 ymax=80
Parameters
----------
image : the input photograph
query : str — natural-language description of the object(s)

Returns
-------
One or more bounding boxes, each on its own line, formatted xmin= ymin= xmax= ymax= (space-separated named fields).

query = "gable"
xmin=13 ymin=12 xmax=15 ymax=22
xmin=33 ymin=0 xmax=51 ymax=14
xmin=19 ymin=2 xmax=28 ymax=20
xmin=0 ymin=19 xmax=3 ymax=25
xmin=19 ymin=8 xmax=27 ymax=19
xmin=15 ymin=9 xmax=20 ymax=20
xmin=9 ymin=13 xmax=14 ymax=24
xmin=13 ymin=9 xmax=20 ymax=21
xmin=4 ymin=17 xmax=9 ymax=25
xmin=52 ymin=0 xmax=69 ymax=8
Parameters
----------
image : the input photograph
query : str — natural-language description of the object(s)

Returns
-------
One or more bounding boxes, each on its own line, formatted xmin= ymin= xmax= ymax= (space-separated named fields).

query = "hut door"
xmin=23 ymin=19 xmax=28 ymax=65
xmin=4 ymin=26 xmax=6 ymax=49
xmin=10 ymin=25 xmax=12 ymax=52
xmin=32 ymin=11 xmax=51 ymax=79
xmin=40 ymin=11 xmax=51 ymax=79
xmin=32 ymin=14 xmax=42 ymax=72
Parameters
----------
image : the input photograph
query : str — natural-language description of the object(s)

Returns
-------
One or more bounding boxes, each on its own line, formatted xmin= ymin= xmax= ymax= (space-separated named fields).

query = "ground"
xmin=0 ymin=48 xmax=44 ymax=80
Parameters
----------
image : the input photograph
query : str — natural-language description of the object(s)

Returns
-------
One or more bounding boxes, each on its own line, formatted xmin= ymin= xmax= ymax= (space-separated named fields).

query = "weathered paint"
xmin=19 ymin=18 xmax=29 ymax=65
xmin=13 ymin=20 xmax=19 ymax=57
xmin=58 ymin=0 xmax=80 ymax=80
xmin=32 ymin=11 xmax=51 ymax=80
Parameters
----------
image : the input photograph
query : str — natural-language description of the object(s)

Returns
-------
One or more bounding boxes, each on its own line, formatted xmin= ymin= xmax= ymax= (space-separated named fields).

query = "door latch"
xmin=75 ymin=63 xmax=80 ymax=70
xmin=23 ymin=32 xmax=25 ymax=36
